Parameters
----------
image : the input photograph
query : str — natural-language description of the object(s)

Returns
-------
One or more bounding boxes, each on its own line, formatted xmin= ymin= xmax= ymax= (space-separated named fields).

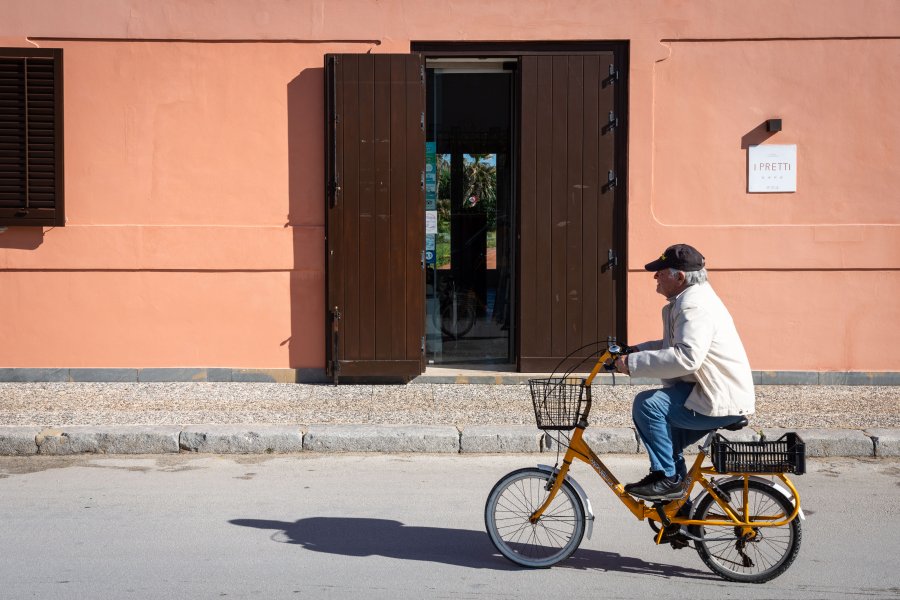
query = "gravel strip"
xmin=0 ymin=382 xmax=897 ymax=429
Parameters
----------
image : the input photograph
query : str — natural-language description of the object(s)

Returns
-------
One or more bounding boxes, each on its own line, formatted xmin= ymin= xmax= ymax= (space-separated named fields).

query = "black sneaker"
xmin=624 ymin=470 xmax=665 ymax=493
xmin=628 ymin=474 xmax=685 ymax=501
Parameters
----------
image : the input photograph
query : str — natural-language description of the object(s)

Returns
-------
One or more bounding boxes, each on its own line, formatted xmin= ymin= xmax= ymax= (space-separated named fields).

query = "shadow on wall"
xmin=740 ymin=121 xmax=779 ymax=149
xmin=0 ymin=226 xmax=44 ymax=250
xmin=229 ymin=516 xmax=717 ymax=579
xmin=287 ymin=67 xmax=327 ymax=376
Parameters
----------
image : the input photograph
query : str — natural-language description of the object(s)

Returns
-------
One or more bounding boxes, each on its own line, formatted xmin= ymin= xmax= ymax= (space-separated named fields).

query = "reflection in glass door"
xmin=424 ymin=61 xmax=514 ymax=366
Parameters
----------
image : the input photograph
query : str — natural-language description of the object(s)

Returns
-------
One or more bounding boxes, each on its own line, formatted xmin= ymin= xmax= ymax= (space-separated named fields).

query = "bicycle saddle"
xmin=722 ymin=416 xmax=749 ymax=431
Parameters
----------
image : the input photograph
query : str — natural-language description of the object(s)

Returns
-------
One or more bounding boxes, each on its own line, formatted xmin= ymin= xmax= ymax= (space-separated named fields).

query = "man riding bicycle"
xmin=614 ymin=244 xmax=755 ymax=501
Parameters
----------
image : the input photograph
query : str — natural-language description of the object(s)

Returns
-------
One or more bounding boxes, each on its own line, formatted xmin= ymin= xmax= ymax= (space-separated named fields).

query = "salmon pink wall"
xmin=0 ymin=39 xmax=344 ymax=368
xmin=627 ymin=37 xmax=900 ymax=370
xmin=0 ymin=0 xmax=897 ymax=371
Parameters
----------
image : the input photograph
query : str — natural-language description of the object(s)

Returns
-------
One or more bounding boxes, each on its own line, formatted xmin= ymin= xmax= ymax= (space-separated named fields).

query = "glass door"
xmin=424 ymin=59 xmax=515 ymax=366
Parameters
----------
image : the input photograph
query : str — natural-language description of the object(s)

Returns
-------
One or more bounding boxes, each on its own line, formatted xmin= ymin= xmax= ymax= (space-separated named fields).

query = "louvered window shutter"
xmin=0 ymin=48 xmax=64 ymax=226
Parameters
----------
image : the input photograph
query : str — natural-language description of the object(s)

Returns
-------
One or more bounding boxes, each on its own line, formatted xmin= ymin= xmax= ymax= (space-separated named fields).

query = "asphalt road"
xmin=1 ymin=454 xmax=898 ymax=599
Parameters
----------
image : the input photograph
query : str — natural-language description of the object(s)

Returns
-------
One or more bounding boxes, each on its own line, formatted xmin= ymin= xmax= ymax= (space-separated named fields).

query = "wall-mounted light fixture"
xmin=766 ymin=118 xmax=782 ymax=132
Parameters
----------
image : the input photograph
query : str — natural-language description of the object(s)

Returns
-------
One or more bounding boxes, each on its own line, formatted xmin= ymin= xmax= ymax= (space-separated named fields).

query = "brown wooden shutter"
xmin=0 ymin=48 xmax=64 ymax=226
xmin=519 ymin=54 xmax=622 ymax=372
xmin=325 ymin=53 xmax=426 ymax=382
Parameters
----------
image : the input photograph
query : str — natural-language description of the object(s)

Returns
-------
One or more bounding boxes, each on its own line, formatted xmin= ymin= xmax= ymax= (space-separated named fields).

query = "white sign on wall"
xmin=748 ymin=144 xmax=797 ymax=193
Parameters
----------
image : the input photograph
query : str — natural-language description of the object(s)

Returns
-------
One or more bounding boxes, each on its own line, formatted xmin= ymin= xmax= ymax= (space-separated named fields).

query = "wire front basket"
xmin=711 ymin=432 xmax=806 ymax=475
xmin=529 ymin=377 xmax=586 ymax=431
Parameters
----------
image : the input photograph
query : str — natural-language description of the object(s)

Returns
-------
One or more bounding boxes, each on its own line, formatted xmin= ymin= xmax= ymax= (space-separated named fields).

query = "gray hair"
xmin=670 ymin=267 xmax=708 ymax=286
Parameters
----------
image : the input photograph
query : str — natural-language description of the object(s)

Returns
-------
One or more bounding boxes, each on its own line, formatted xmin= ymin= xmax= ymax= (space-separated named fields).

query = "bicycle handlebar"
xmin=576 ymin=343 xmax=629 ymax=424
xmin=584 ymin=344 xmax=626 ymax=387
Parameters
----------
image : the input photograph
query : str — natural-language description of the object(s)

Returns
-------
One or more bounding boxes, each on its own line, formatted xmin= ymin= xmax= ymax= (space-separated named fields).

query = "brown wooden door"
xmin=325 ymin=53 xmax=426 ymax=382
xmin=519 ymin=54 xmax=623 ymax=372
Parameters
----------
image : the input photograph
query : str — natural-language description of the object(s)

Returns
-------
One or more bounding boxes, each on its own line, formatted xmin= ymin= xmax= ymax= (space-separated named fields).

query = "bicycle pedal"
xmin=660 ymin=525 xmax=690 ymax=550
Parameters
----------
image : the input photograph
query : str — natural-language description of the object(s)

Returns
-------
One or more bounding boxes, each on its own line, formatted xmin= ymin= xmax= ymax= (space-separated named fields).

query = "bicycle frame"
xmin=529 ymin=349 xmax=802 ymax=545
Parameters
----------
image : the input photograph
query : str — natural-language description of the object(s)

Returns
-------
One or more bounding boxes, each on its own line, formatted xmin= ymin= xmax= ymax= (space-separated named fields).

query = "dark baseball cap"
xmin=644 ymin=244 xmax=706 ymax=272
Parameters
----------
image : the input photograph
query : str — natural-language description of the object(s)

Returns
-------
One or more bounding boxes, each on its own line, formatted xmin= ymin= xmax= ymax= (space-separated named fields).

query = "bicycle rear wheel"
xmin=692 ymin=479 xmax=801 ymax=583
xmin=484 ymin=467 xmax=585 ymax=568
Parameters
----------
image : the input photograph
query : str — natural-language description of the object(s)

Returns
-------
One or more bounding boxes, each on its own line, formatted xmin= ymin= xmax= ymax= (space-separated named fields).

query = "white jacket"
xmin=627 ymin=282 xmax=755 ymax=417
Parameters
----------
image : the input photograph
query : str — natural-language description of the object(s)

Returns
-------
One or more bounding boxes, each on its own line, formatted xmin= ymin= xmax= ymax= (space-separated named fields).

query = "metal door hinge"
xmin=602 ymin=248 xmax=618 ymax=273
xmin=604 ymin=169 xmax=618 ymax=192
xmin=421 ymin=112 xmax=425 ymax=131
xmin=421 ymin=336 xmax=426 ymax=354
xmin=603 ymin=110 xmax=618 ymax=133
xmin=421 ymin=170 xmax=425 ymax=190
xmin=603 ymin=64 xmax=619 ymax=87
xmin=420 ymin=64 xmax=425 ymax=83
xmin=421 ymin=250 xmax=425 ymax=268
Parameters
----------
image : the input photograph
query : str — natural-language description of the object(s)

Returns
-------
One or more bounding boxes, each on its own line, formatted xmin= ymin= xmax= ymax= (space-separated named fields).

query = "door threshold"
xmin=416 ymin=364 xmax=627 ymax=385
xmin=424 ymin=364 xmax=516 ymax=375
xmin=416 ymin=365 xmax=530 ymax=384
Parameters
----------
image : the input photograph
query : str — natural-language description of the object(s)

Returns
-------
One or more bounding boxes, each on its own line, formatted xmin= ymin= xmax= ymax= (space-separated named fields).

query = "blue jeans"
xmin=632 ymin=382 xmax=743 ymax=479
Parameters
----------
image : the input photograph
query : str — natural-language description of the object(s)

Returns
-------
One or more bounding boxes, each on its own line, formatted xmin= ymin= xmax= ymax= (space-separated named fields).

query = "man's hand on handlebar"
xmin=603 ymin=343 xmax=637 ymax=374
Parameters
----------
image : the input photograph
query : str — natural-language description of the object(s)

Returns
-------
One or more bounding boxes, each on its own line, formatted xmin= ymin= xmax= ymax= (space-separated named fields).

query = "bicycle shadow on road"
xmin=229 ymin=516 xmax=715 ymax=579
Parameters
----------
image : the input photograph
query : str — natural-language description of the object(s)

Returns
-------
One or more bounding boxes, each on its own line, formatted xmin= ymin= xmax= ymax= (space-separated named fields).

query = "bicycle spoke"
xmin=693 ymin=480 xmax=801 ymax=582
xmin=486 ymin=469 xmax=585 ymax=567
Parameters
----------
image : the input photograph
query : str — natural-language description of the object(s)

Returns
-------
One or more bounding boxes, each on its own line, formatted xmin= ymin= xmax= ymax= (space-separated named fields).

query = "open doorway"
xmin=326 ymin=45 xmax=626 ymax=380
xmin=424 ymin=59 xmax=515 ymax=367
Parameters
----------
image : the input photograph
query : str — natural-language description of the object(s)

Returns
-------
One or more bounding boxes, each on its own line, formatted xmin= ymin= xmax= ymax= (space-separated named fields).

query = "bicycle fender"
xmin=696 ymin=475 xmax=806 ymax=521
xmin=536 ymin=464 xmax=595 ymax=539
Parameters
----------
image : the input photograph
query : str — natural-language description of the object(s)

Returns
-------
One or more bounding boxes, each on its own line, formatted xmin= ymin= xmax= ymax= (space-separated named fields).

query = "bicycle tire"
xmin=440 ymin=294 xmax=476 ymax=339
xmin=484 ymin=467 xmax=586 ymax=568
xmin=691 ymin=479 xmax=801 ymax=583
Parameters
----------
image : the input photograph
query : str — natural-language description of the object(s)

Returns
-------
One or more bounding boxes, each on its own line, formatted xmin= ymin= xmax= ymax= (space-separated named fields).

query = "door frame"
xmin=412 ymin=41 xmax=630 ymax=370
xmin=423 ymin=59 xmax=518 ymax=367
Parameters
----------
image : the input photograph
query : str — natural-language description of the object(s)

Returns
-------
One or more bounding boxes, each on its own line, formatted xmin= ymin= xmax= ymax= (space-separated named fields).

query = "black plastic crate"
xmin=711 ymin=432 xmax=806 ymax=475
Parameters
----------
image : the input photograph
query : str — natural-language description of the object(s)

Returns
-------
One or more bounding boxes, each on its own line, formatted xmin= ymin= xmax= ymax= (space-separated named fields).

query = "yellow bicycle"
xmin=484 ymin=342 xmax=806 ymax=583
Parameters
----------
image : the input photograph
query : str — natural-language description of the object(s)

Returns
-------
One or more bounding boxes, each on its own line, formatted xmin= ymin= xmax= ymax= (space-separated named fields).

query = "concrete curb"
xmin=180 ymin=425 xmax=304 ymax=454
xmin=761 ymin=428 xmax=875 ymax=458
xmin=35 ymin=426 xmax=181 ymax=455
xmin=303 ymin=425 xmax=460 ymax=453
xmin=864 ymin=429 xmax=900 ymax=457
xmin=460 ymin=425 xmax=543 ymax=453
xmin=544 ymin=428 xmax=639 ymax=454
xmin=1 ymin=425 xmax=898 ymax=457
xmin=0 ymin=427 xmax=41 ymax=456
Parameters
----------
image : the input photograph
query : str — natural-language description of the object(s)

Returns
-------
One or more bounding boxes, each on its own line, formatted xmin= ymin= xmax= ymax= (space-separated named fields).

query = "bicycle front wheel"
xmin=440 ymin=295 xmax=476 ymax=339
xmin=692 ymin=479 xmax=802 ymax=583
xmin=484 ymin=467 xmax=585 ymax=568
